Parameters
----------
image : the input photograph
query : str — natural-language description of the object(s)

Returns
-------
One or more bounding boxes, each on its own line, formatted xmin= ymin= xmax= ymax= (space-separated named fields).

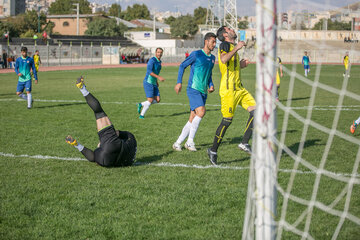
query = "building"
xmin=0 ymin=0 xmax=26 ymax=17
xmin=47 ymin=14 xmax=106 ymax=36
xmin=130 ymin=19 xmax=171 ymax=34
xmin=26 ymin=0 xmax=55 ymax=13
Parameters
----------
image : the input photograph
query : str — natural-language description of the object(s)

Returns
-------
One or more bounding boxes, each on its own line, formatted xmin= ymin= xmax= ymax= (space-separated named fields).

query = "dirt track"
xmin=0 ymin=63 xmax=181 ymax=74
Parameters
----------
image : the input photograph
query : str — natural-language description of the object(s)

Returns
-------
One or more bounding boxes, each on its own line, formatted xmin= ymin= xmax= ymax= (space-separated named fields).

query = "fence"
xmin=1 ymin=43 xmax=359 ymax=67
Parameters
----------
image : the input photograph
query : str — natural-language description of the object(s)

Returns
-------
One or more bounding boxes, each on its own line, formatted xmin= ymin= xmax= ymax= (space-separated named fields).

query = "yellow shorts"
xmin=220 ymin=88 xmax=256 ymax=118
xmin=35 ymin=64 xmax=39 ymax=72
xmin=276 ymin=71 xmax=280 ymax=85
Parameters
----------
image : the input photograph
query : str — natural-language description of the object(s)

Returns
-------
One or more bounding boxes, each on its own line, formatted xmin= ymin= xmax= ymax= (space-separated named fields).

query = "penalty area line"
xmin=1 ymin=152 xmax=359 ymax=178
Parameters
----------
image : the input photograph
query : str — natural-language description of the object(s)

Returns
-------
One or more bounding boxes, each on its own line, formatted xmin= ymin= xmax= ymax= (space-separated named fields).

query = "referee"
xmin=66 ymin=76 xmax=137 ymax=167
xmin=207 ymin=26 xmax=256 ymax=165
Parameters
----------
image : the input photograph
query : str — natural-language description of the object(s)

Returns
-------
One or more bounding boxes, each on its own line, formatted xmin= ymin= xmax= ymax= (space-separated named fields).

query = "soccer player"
xmin=276 ymin=56 xmax=283 ymax=101
xmin=32 ymin=50 xmax=41 ymax=74
xmin=343 ymin=51 xmax=350 ymax=77
xmin=302 ymin=51 xmax=310 ymax=77
xmin=66 ymin=76 xmax=137 ymax=167
xmin=137 ymin=48 xmax=165 ymax=119
xmin=207 ymin=26 xmax=256 ymax=165
xmin=350 ymin=116 xmax=360 ymax=134
xmin=172 ymin=32 xmax=216 ymax=152
xmin=15 ymin=46 xmax=38 ymax=109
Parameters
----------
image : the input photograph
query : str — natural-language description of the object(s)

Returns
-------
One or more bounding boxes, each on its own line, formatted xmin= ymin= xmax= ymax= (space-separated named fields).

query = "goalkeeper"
xmin=207 ymin=26 xmax=256 ymax=165
xmin=66 ymin=76 xmax=137 ymax=167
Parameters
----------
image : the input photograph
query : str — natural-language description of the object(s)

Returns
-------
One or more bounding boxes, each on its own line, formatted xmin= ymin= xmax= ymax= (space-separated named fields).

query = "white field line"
xmin=1 ymin=98 xmax=360 ymax=111
xmin=1 ymin=152 xmax=359 ymax=178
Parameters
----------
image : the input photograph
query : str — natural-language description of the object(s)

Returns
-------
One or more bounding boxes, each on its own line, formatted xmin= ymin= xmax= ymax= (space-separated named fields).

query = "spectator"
xmin=2 ymin=50 xmax=8 ymax=69
xmin=185 ymin=50 xmax=190 ymax=59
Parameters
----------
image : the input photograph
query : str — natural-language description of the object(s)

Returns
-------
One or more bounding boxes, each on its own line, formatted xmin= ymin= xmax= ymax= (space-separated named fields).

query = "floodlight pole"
xmin=73 ymin=3 xmax=80 ymax=36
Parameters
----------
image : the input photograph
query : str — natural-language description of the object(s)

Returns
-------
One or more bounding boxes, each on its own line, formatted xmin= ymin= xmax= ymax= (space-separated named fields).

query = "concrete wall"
xmin=246 ymin=29 xmax=360 ymax=41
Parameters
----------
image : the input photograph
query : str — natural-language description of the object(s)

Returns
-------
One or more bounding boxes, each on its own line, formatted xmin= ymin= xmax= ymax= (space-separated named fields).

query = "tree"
xmin=85 ymin=18 xmax=128 ymax=37
xmin=238 ymin=20 xmax=249 ymax=29
xmin=312 ymin=18 xmax=351 ymax=30
xmin=0 ymin=10 xmax=51 ymax=38
xmin=48 ymin=0 xmax=91 ymax=15
xmin=122 ymin=4 xmax=151 ymax=21
xmin=193 ymin=7 xmax=207 ymax=25
xmin=170 ymin=15 xmax=198 ymax=39
xmin=108 ymin=3 xmax=121 ymax=17
xmin=164 ymin=16 xmax=176 ymax=25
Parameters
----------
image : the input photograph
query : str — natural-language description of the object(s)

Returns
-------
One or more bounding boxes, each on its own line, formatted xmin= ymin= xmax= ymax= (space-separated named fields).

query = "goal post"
xmin=242 ymin=0 xmax=278 ymax=239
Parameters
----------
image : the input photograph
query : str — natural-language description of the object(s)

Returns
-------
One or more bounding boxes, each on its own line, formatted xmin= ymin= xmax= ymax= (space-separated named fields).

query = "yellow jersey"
xmin=33 ymin=54 xmax=40 ymax=65
xmin=344 ymin=55 xmax=349 ymax=69
xmin=218 ymin=41 xmax=243 ymax=94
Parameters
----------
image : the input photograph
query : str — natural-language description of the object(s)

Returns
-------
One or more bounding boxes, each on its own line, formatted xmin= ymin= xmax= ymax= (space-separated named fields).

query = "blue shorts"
xmin=304 ymin=65 xmax=310 ymax=70
xmin=143 ymin=80 xmax=160 ymax=98
xmin=17 ymin=80 xmax=32 ymax=92
xmin=187 ymin=87 xmax=207 ymax=111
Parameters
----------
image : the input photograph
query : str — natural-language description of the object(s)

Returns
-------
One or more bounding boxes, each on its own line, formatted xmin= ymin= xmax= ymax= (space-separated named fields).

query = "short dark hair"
xmin=216 ymin=26 xmax=227 ymax=42
xmin=21 ymin=46 xmax=28 ymax=52
xmin=155 ymin=47 xmax=163 ymax=52
xmin=204 ymin=32 xmax=217 ymax=42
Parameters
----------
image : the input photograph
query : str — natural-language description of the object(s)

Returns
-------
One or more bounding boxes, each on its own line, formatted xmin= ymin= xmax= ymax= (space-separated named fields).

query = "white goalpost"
xmin=242 ymin=0 xmax=277 ymax=239
xmin=242 ymin=0 xmax=360 ymax=239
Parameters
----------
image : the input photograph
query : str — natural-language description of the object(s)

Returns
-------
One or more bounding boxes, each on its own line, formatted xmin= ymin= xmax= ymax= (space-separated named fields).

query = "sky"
xmin=90 ymin=0 xmax=359 ymax=16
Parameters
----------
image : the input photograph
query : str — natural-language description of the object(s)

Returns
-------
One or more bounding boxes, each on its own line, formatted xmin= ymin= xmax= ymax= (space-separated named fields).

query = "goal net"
xmin=242 ymin=0 xmax=360 ymax=239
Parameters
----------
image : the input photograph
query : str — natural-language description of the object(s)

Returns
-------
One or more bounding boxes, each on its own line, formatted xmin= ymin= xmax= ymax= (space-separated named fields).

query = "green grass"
xmin=0 ymin=64 xmax=359 ymax=239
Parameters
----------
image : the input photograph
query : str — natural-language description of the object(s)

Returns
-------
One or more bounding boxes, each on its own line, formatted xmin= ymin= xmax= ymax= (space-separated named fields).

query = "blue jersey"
xmin=144 ymin=57 xmax=162 ymax=85
xmin=302 ymin=56 xmax=310 ymax=65
xmin=15 ymin=56 xmax=37 ymax=82
xmin=177 ymin=50 xmax=215 ymax=94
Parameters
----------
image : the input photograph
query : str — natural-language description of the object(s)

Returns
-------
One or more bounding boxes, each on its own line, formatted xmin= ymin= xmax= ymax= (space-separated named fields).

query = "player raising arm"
xmin=207 ymin=26 xmax=256 ymax=165
xmin=137 ymin=48 xmax=165 ymax=119
xmin=172 ymin=32 xmax=216 ymax=152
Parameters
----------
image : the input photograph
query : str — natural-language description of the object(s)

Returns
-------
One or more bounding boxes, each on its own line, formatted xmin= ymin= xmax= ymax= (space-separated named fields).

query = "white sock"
xmin=176 ymin=121 xmax=192 ymax=144
xmin=140 ymin=101 xmax=151 ymax=116
xmin=18 ymin=93 xmax=27 ymax=100
xmin=305 ymin=70 xmax=307 ymax=76
xmin=75 ymin=143 xmax=84 ymax=152
xmin=187 ymin=116 xmax=202 ymax=144
xmin=27 ymin=93 xmax=32 ymax=107
xmin=355 ymin=117 xmax=360 ymax=126
xmin=80 ymin=86 xmax=89 ymax=96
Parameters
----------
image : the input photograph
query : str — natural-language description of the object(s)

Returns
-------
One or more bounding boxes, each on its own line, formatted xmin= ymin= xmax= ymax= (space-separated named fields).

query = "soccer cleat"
xmin=185 ymin=142 xmax=197 ymax=152
xmin=207 ymin=148 xmax=217 ymax=165
xmin=238 ymin=143 xmax=252 ymax=154
xmin=76 ymin=76 xmax=85 ymax=89
xmin=350 ymin=121 xmax=358 ymax=134
xmin=65 ymin=135 xmax=78 ymax=146
xmin=139 ymin=115 xmax=144 ymax=119
xmin=172 ymin=142 xmax=182 ymax=151
xmin=137 ymin=103 xmax=142 ymax=114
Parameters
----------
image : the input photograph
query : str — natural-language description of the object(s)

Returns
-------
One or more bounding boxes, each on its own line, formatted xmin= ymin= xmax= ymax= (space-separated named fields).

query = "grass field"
xmin=0 ymin=63 xmax=359 ymax=239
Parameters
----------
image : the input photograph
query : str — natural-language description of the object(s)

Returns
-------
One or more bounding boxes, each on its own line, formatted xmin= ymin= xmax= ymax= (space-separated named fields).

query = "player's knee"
xmin=221 ymin=117 xmax=232 ymax=127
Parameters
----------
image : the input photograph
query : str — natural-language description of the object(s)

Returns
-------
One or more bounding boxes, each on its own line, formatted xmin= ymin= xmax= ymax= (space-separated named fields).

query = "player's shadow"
xmin=157 ymin=108 xmax=220 ymax=117
xmin=35 ymin=102 xmax=86 ymax=109
xmin=219 ymin=156 xmax=250 ymax=165
xmin=281 ymin=139 xmax=323 ymax=156
xmin=0 ymin=93 xmax=14 ymax=97
xmin=134 ymin=150 xmax=173 ymax=165
xmin=285 ymin=97 xmax=310 ymax=102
